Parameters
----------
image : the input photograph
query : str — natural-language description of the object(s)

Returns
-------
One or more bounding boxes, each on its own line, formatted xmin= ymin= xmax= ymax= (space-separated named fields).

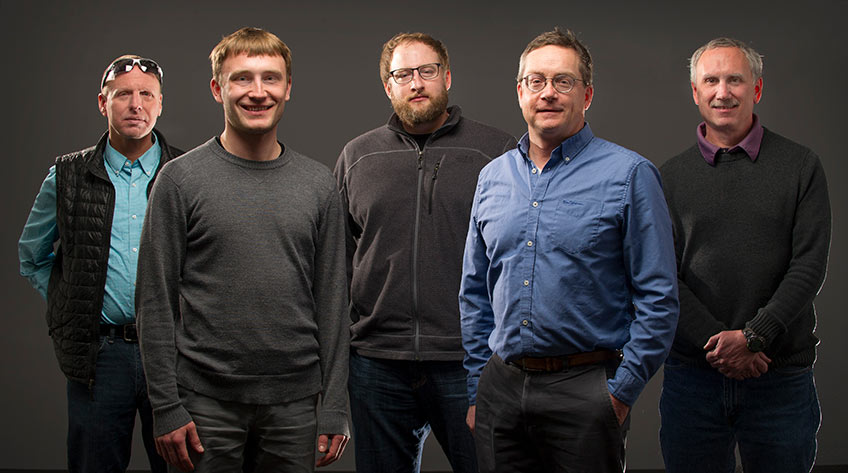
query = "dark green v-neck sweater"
xmin=660 ymin=128 xmax=831 ymax=368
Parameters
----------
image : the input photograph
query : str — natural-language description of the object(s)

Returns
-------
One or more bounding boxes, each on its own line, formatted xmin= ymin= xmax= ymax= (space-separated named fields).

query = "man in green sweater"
xmin=136 ymin=27 xmax=349 ymax=472
xmin=659 ymin=37 xmax=831 ymax=473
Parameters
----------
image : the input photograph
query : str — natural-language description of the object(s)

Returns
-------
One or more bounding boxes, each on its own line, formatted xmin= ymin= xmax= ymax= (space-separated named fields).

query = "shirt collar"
xmin=696 ymin=114 xmax=763 ymax=166
xmin=104 ymin=132 xmax=161 ymax=176
xmin=518 ymin=123 xmax=594 ymax=165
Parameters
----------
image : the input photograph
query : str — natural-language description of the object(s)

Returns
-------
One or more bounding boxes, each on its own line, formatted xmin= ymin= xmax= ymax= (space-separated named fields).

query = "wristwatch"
xmin=742 ymin=327 xmax=766 ymax=353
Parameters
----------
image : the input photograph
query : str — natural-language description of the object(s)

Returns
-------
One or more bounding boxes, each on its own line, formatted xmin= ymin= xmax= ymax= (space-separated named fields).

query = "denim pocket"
xmin=772 ymin=364 xmax=813 ymax=377
xmin=547 ymin=199 xmax=603 ymax=253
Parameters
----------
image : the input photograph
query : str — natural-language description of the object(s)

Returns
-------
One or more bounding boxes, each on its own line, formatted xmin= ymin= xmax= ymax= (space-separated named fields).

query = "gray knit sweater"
xmin=137 ymin=138 xmax=349 ymax=438
xmin=660 ymin=128 xmax=831 ymax=368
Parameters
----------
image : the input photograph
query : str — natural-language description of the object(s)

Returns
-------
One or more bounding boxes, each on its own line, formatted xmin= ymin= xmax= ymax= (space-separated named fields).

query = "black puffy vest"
xmin=46 ymin=130 xmax=181 ymax=384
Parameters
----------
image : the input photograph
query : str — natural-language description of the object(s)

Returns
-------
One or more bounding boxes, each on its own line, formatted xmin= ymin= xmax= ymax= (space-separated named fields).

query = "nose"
xmin=540 ymin=78 xmax=558 ymax=99
xmin=129 ymin=91 xmax=143 ymax=111
xmin=715 ymin=80 xmax=731 ymax=99
xmin=409 ymin=70 xmax=425 ymax=91
xmin=248 ymin=77 xmax=266 ymax=98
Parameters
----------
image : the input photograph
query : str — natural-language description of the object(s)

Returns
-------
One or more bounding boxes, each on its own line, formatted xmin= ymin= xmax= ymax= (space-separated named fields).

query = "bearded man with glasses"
xmin=18 ymin=54 xmax=182 ymax=473
xmin=335 ymin=32 xmax=515 ymax=473
xmin=459 ymin=28 xmax=679 ymax=472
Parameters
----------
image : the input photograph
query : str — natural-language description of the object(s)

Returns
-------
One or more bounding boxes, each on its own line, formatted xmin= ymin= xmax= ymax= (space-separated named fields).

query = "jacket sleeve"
xmin=333 ymin=146 xmax=358 ymax=295
xmin=746 ymin=151 xmax=831 ymax=345
xmin=136 ymin=171 xmax=193 ymax=437
xmin=313 ymin=183 xmax=351 ymax=437
xmin=19 ymin=166 xmax=59 ymax=299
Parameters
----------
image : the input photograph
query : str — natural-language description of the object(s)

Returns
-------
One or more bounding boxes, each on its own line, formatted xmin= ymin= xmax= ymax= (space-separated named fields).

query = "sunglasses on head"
xmin=101 ymin=57 xmax=164 ymax=89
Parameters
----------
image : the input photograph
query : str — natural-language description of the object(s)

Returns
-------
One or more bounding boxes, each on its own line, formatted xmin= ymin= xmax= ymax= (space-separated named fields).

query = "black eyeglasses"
xmin=388 ymin=63 xmax=442 ymax=84
xmin=101 ymin=58 xmax=164 ymax=89
xmin=520 ymin=73 xmax=585 ymax=94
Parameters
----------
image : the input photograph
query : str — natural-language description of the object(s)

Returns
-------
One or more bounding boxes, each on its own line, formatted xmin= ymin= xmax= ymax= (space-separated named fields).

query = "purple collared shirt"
xmin=697 ymin=114 xmax=764 ymax=166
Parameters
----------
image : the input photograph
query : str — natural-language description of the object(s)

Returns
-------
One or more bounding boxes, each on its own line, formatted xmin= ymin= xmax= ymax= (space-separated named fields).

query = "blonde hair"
xmin=210 ymin=27 xmax=292 ymax=83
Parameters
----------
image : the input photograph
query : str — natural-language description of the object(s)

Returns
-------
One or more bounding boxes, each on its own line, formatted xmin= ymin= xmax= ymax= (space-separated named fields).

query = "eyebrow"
xmin=229 ymin=69 xmax=284 ymax=78
xmin=702 ymin=72 xmax=745 ymax=80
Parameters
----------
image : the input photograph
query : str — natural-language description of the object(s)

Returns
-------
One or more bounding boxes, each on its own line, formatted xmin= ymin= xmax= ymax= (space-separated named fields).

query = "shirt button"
xmin=527 ymin=240 xmax=533 ymax=247
xmin=531 ymin=168 xmax=538 ymax=174
xmin=131 ymin=214 xmax=137 ymax=219
xmin=522 ymin=319 xmax=529 ymax=326
xmin=132 ymin=247 xmax=138 ymax=252
xmin=523 ymin=280 xmax=529 ymax=286
xmin=131 ymin=183 xmax=137 ymax=188
xmin=532 ymin=201 xmax=539 ymax=207
xmin=565 ymin=156 xmax=571 ymax=162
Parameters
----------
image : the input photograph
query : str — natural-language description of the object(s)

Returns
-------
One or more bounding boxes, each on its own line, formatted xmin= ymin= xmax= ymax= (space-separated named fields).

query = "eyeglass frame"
xmin=519 ymin=73 xmax=587 ymax=94
xmin=101 ymin=57 xmax=164 ymax=89
xmin=387 ymin=63 xmax=443 ymax=85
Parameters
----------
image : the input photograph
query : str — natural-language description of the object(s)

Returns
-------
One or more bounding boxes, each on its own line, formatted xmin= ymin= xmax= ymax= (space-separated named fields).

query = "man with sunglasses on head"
xmin=458 ymin=28 xmax=678 ymax=472
xmin=335 ymin=32 xmax=515 ymax=472
xmin=18 ymin=54 xmax=181 ymax=473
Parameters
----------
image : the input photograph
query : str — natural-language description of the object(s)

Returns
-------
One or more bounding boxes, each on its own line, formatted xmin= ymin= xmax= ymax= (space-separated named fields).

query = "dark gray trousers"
xmin=174 ymin=388 xmax=318 ymax=473
xmin=474 ymin=354 xmax=627 ymax=473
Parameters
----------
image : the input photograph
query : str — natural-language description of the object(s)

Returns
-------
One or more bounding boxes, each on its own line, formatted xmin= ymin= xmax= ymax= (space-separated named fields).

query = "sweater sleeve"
xmin=661 ymin=165 xmax=729 ymax=350
xmin=136 ymin=171 xmax=193 ymax=437
xmin=313 ymin=183 xmax=351 ymax=437
xmin=746 ymin=151 xmax=831 ymax=345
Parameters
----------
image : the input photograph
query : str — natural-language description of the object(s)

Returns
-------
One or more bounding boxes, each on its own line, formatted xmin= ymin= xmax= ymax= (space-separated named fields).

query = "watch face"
xmin=744 ymin=328 xmax=765 ymax=352
xmin=747 ymin=337 xmax=764 ymax=352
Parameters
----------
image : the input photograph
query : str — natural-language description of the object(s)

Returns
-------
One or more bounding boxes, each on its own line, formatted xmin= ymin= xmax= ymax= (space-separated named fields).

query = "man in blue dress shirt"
xmin=18 ymin=55 xmax=181 ymax=473
xmin=459 ymin=28 xmax=679 ymax=472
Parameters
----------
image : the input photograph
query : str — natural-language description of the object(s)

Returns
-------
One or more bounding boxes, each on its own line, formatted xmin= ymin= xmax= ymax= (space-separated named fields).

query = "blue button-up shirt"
xmin=18 ymin=135 xmax=162 ymax=325
xmin=459 ymin=124 xmax=679 ymax=406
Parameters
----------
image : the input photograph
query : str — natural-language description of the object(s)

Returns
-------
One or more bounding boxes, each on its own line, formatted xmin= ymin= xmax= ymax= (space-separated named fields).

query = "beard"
xmin=392 ymin=88 xmax=449 ymax=128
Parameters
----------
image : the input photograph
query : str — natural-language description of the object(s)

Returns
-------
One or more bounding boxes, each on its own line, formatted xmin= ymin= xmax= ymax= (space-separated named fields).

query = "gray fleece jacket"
xmin=335 ymin=106 xmax=516 ymax=361
xmin=137 ymin=137 xmax=349 ymax=437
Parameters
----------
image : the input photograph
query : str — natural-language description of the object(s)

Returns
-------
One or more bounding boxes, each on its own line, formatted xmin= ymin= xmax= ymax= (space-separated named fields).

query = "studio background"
xmin=1 ymin=1 xmax=844 ymax=470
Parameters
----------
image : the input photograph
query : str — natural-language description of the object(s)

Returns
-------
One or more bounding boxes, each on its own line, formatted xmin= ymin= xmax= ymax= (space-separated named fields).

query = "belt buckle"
xmin=122 ymin=324 xmax=138 ymax=342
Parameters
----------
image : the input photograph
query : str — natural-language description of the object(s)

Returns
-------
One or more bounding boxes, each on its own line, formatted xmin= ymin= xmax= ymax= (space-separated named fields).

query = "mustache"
xmin=710 ymin=99 xmax=739 ymax=108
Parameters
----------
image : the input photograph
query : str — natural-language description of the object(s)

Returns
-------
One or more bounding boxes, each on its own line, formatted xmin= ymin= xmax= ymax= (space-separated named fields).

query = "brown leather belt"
xmin=509 ymin=349 xmax=622 ymax=372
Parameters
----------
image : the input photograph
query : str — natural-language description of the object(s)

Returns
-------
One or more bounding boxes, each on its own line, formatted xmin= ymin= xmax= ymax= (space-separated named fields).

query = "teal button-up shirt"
xmin=19 ymin=134 xmax=162 ymax=325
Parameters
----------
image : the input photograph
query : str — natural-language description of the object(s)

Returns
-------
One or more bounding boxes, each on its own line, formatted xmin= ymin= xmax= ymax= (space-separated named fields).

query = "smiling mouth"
xmin=242 ymin=105 xmax=272 ymax=112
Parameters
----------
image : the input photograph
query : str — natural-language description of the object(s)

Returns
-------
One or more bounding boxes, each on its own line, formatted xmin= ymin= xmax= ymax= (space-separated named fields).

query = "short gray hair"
xmin=689 ymin=37 xmax=763 ymax=83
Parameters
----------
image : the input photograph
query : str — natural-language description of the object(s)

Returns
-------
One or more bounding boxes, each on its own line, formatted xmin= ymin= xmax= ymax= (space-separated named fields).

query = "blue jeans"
xmin=67 ymin=335 xmax=165 ymax=473
xmin=348 ymin=351 xmax=477 ymax=473
xmin=659 ymin=358 xmax=820 ymax=473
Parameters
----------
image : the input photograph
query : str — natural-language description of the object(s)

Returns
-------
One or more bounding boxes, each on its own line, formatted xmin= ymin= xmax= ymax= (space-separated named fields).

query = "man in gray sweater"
xmin=137 ymin=27 xmax=349 ymax=472
xmin=659 ymin=37 xmax=831 ymax=473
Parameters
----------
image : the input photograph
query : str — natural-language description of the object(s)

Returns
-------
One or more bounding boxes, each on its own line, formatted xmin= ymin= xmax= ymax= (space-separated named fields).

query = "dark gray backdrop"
xmin=1 ymin=1 xmax=844 ymax=470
